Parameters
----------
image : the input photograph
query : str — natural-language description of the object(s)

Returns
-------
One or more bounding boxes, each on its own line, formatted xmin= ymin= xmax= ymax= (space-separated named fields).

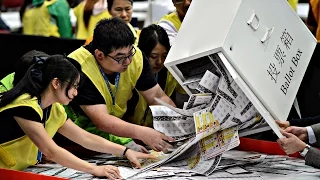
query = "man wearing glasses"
xmin=67 ymin=18 xmax=175 ymax=152
xmin=158 ymin=0 xmax=192 ymax=45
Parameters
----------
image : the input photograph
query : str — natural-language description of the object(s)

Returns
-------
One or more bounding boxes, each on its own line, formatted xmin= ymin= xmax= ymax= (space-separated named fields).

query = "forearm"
xmin=80 ymin=132 xmax=127 ymax=155
xmin=97 ymin=114 xmax=145 ymax=140
xmin=154 ymin=94 xmax=176 ymax=107
xmin=48 ymin=146 xmax=96 ymax=174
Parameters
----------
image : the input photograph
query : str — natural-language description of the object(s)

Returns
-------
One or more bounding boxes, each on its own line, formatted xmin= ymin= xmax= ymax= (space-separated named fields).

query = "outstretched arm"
xmin=80 ymin=104 xmax=174 ymax=152
xmin=139 ymin=84 xmax=176 ymax=107
xmin=15 ymin=116 xmax=121 ymax=179
xmin=58 ymin=119 xmax=155 ymax=168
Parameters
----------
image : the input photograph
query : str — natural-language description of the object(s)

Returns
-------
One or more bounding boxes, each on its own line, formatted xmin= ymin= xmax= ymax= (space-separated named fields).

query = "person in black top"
xmin=67 ymin=18 xmax=176 ymax=152
xmin=0 ymin=53 xmax=155 ymax=178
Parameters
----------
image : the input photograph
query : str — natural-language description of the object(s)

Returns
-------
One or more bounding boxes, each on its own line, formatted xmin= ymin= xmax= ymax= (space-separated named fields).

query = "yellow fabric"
xmin=288 ymin=0 xmax=298 ymax=11
xmin=0 ymin=94 xmax=66 ymax=170
xmin=160 ymin=12 xmax=182 ymax=31
xmin=84 ymin=23 xmax=140 ymax=45
xmin=73 ymin=2 xmax=112 ymax=40
xmin=22 ymin=0 xmax=60 ymax=37
xmin=68 ymin=46 xmax=143 ymax=118
xmin=127 ymin=23 xmax=140 ymax=46
xmin=132 ymin=71 xmax=177 ymax=127
xmin=310 ymin=0 xmax=320 ymax=41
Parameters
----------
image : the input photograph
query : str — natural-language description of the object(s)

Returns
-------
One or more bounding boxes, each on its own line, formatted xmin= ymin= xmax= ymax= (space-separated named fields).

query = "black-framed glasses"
xmin=106 ymin=46 xmax=136 ymax=64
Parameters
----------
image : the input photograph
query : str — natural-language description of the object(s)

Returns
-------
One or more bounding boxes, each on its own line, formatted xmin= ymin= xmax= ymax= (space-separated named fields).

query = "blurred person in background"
xmin=73 ymin=0 xmax=111 ymax=39
xmin=20 ymin=0 xmax=72 ymax=38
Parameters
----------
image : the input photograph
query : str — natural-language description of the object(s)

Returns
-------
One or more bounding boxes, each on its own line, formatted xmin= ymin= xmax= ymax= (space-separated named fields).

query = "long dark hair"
xmin=0 ymin=55 xmax=82 ymax=107
xmin=138 ymin=24 xmax=170 ymax=57
xmin=14 ymin=50 xmax=49 ymax=86
xmin=83 ymin=0 xmax=99 ymax=28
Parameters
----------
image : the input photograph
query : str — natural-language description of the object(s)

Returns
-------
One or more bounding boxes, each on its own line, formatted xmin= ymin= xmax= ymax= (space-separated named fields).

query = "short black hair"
xmin=138 ymin=24 xmax=170 ymax=57
xmin=107 ymin=0 xmax=133 ymax=11
xmin=92 ymin=18 xmax=135 ymax=55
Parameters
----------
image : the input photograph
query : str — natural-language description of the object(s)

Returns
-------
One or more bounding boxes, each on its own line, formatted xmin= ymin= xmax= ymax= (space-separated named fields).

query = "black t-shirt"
xmin=69 ymin=45 xmax=157 ymax=116
xmin=124 ymin=68 xmax=176 ymax=119
xmin=0 ymin=106 xmax=52 ymax=144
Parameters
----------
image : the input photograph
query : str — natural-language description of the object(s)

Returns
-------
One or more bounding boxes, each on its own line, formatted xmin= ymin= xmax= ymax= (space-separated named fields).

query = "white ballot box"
xmin=164 ymin=0 xmax=317 ymax=137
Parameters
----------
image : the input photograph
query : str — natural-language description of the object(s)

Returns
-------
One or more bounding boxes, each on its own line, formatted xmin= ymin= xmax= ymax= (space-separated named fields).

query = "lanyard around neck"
xmin=155 ymin=73 xmax=158 ymax=82
xmin=37 ymin=99 xmax=49 ymax=163
xmin=99 ymin=66 xmax=120 ymax=114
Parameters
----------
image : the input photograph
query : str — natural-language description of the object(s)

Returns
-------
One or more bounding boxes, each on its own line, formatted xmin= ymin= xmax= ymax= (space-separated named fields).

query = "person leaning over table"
xmin=125 ymin=24 xmax=185 ymax=128
xmin=65 ymin=18 xmax=176 ymax=152
xmin=0 ymin=54 xmax=155 ymax=179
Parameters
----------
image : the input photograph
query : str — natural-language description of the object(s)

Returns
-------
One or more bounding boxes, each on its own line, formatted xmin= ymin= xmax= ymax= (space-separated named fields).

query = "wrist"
xmin=135 ymin=126 xmax=147 ymax=140
xmin=87 ymin=163 xmax=97 ymax=175
xmin=123 ymin=147 xmax=130 ymax=156
xmin=299 ymin=144 xmax=311 ymax=157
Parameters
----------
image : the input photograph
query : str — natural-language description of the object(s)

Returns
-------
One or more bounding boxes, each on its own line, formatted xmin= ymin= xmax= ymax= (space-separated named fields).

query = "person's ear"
xmin=52 ymin=78 xmax=60 ymax=90
xmin=94 ymin=49 xmax=105 ymax=62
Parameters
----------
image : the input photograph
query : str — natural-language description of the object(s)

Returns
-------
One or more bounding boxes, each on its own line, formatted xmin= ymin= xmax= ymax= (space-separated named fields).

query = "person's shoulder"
xmin=73 ymin=1 xmax=84 ymax=12
xmin=3 ymin=94 xmax=41 ymax=113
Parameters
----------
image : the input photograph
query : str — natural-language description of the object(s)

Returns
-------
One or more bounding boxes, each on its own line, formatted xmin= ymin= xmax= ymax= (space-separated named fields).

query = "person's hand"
xmin=137 ymin=144 xmax=149 ymax=153
xmin=275 ymin=120 xmax=290 ymax=129
xmin=285 ymin=126 xmax=308 ymax=141
xmin=139 ymin=127 xmax=175 ymax=152
xmin=125 ymin=149 xmax=157 ymax=168
xmin=277 ymin=129 xmax=307 ymax=155
xmin=92 ymin=165 xmax=122 ymax=180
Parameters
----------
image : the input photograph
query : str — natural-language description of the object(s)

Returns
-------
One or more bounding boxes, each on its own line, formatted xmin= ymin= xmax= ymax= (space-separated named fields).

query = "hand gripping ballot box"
xmin=164 ymin=0 xmax=317 ymax=137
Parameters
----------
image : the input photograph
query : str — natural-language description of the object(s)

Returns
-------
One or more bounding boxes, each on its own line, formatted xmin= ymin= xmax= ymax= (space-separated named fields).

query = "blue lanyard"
xmin=37 ymin=100 xmax=49 ymax=163
xmin=155 ymin=73 xmax=158 ymax=82
xmin=99 ymin=66 xmax=120 ymax=115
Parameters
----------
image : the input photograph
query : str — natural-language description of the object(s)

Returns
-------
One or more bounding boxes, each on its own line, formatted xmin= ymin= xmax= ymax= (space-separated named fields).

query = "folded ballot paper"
xmin=126 ymin=0 xmax=317 ymax=178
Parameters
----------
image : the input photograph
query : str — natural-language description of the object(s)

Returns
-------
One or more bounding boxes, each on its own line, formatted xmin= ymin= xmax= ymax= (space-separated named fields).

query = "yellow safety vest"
xmin=68 ymin=46 xmax=143 ymax=132
xmin=127 ymin=23 xmax=140 ymax=46
xmin=73 ymin=2 xmax=112 ymax=39
xmin=22 ymin=0 xmax=60 ymax=37
xmin=159 ymin=12 xmax=182 ymax=31
xmin=288 ymin=0 xmax=298 ymax=11
xmin=0 ymin=94 xmax=67 ymax=170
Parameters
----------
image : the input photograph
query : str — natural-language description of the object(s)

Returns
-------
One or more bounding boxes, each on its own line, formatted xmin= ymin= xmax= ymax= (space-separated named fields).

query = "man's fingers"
xmin=140 ymin=153 xmax=157 ymax=160
xmin=162 ymin=141 xmax=172 ymax=149
xmin=161 ymin=134 xmax=175 ymax=142
xmin=154 ymin=144 xmax=162 ymax=152
xmin=285 ymin=126 xmax=294 ymax=133
xmin=140 ymin=146 xmax=149 ymax=153
xmin=281 ymin=130 xmax=294 ymax=138
xmin=105 ymin=173 xmax=115 ymax=180
xmin=107 ymin=169 xmax=121 ymax=179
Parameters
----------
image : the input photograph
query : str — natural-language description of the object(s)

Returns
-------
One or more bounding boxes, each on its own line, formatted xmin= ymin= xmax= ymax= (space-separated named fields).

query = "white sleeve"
xmin=306 ymin=126 xmax=317 ymax=144
xmin=158 ymin=20 xmax=178 ymax=46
